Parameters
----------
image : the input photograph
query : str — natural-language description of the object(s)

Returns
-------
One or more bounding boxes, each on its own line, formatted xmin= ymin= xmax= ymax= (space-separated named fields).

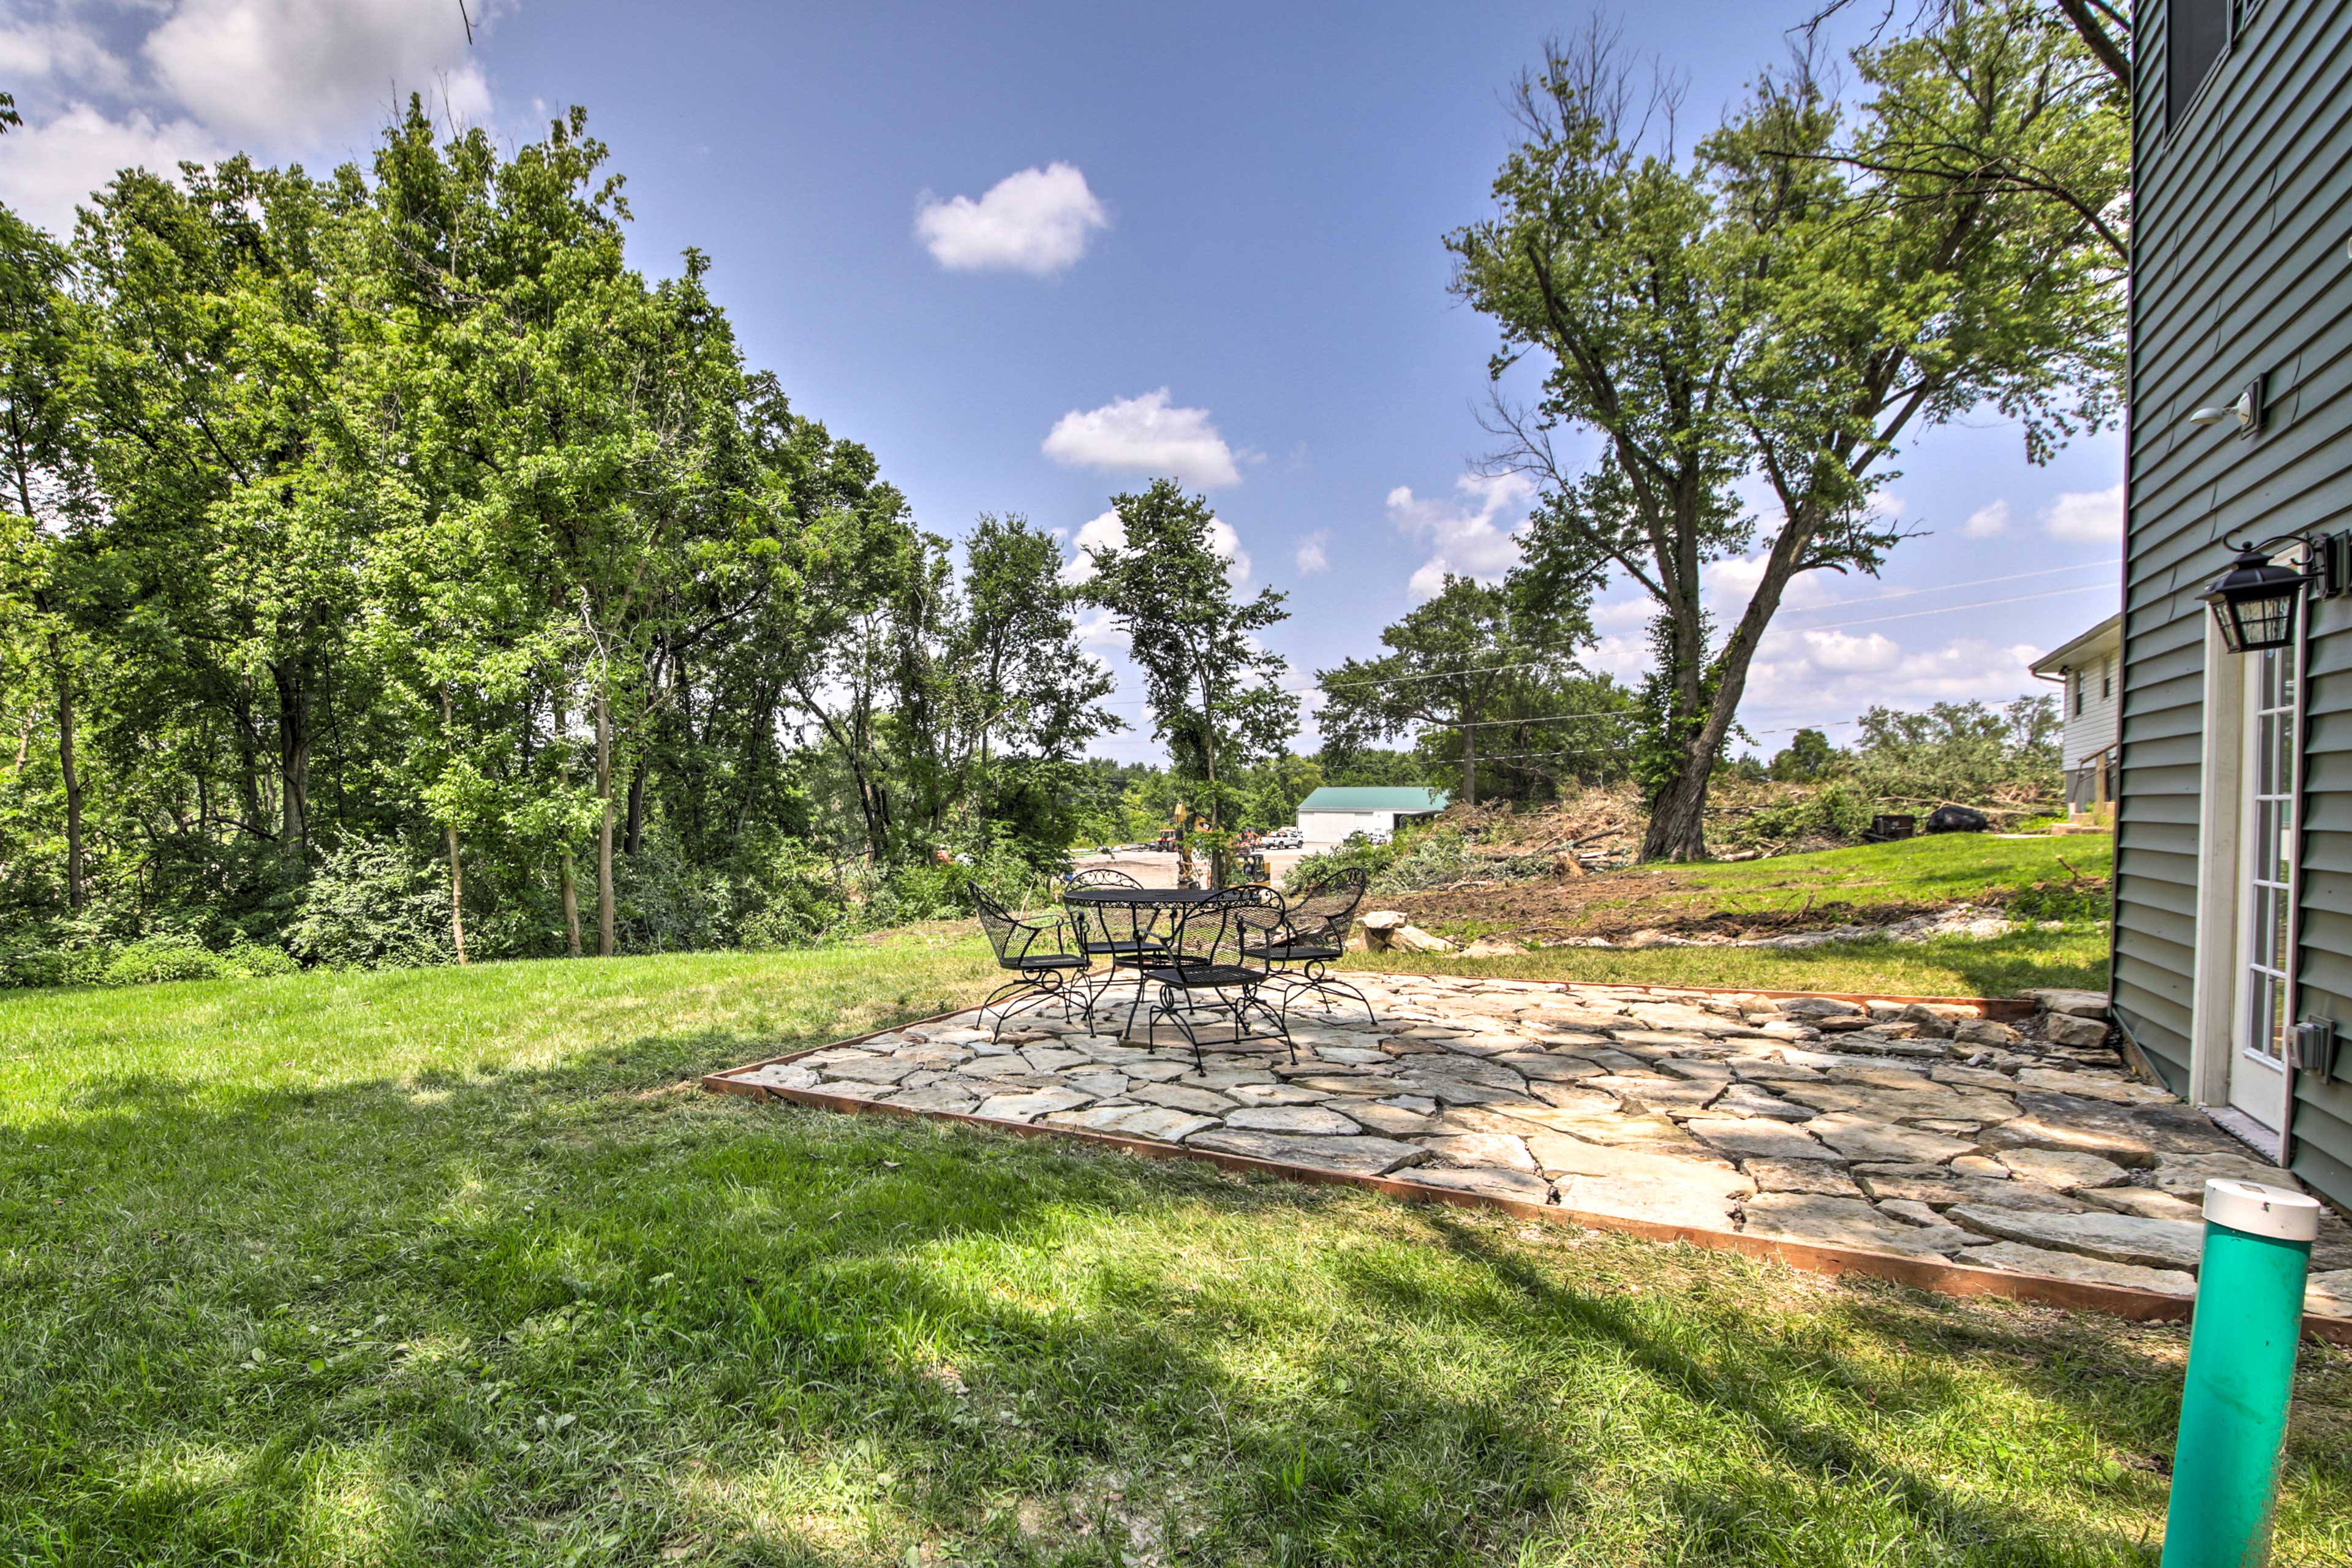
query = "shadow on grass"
xmin=5 ymin=1035 xmax=2339 ymax=1566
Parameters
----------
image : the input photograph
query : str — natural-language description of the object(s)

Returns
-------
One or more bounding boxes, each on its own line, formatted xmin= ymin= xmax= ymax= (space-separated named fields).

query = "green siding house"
xmin=2114 ymin=0 xmax=2352 ymax=1208
xmin=1294 ymin=787 xmax=1450 ymax=846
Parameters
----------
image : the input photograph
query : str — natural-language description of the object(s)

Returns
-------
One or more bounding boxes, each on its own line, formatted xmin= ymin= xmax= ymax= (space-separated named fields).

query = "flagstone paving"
xmin=712 ymin=973 xmax=2352 ymax=1303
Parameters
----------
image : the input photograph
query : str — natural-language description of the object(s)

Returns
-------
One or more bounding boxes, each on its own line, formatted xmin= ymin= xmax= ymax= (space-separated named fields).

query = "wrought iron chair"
xmin=1255 ymin=867 xmax=1374 ymax=1025
xmin=971 ymin=884 xmax=1090 ymax=1042
xmin=1145 ymin=888 xmax=1294 ymax=1071
xmin=1065 ymin=877 xmax=1167 ymax=1034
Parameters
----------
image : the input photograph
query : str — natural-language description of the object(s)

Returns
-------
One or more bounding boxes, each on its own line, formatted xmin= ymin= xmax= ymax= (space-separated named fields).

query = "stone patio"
xmin=710 ymin=974 xmax=2352 ymax=1316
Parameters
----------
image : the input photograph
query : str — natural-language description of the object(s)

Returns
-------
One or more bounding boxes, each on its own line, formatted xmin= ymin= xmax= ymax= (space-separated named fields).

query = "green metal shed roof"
xmin=1297 ymin=787 xmax=1450 ymax=812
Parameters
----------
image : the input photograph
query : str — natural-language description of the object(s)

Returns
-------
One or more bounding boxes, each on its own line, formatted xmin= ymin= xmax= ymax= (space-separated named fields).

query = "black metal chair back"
xmin=973 ymin=884 xmax=1057 ymax=967
xmin=1163 ymin=889 xmax=1280 ymax=977
xmin=1284 ymin=867 xmax=1368 ymax=949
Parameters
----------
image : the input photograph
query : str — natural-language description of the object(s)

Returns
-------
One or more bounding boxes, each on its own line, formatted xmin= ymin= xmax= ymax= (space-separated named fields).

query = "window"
xmin=2071 ymin=669 xmax=2084 ymax=717
xmin=2168 ymin=0 xmax=2232 ymax=127
xmin=2101 ymin=658 xmax=2114 ymax=701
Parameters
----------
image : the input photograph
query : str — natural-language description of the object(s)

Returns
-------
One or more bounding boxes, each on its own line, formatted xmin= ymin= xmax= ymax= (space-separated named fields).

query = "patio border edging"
xmin=699 ymin=1011 xmax=2352 ymax=1348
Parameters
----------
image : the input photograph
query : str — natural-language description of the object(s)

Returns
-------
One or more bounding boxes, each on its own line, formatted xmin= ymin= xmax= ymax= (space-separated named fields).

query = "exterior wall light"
xmin=2201 ymin=531 xmax=2351 ymax=654
xmin=2187 ymin=378 xmax=2264 ymax=439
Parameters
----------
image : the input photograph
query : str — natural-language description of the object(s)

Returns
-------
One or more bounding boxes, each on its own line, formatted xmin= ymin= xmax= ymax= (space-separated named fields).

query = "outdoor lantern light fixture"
xmin=2201 ymin=531 xmax=2352 ymax=654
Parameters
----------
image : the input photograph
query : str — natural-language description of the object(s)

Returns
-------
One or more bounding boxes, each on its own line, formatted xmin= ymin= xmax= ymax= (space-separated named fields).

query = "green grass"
xmin=5 ymin=943 xmax=2345 ymax=1566
xmin=1344 ymin=925 xmax=2113 ymax=998
xmin=1658 ymin=833 xmax=2114 ymax=920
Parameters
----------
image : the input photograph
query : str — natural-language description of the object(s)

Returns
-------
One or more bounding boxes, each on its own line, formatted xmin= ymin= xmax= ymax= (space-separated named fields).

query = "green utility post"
xmin=2160 ymin=1178 xmax=2320 ymax=1568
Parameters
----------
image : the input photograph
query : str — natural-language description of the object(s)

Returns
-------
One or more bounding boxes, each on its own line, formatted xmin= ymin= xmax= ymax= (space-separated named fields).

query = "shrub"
xmin=224 ymin=938 xmax=300 ymax=978
xmin=0 ymin=934 xmax=112 ymax=990
xmin=1283 ymin=833 xmax=1400 ymax=895
xmin=286 ymin=838 xmax=455 ymax=970
xmin=101 ymin=934 xmax=236 ymax=986
xmin=1720 ymin=783 xmax=1875 ymax=850
xmin=2003 ymin=881 xmax=2112 ymax=922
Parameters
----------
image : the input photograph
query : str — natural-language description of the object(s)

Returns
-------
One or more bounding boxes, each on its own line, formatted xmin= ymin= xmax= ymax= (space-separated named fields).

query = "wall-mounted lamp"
xmin=2187 ymin=377 xmax=2266 ymax=440
xmin=2201 ymin=530 xmax=2352 ymax=653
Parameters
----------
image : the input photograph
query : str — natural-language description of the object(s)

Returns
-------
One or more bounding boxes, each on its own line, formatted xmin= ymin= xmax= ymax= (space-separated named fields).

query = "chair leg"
xmin=979 ymin=971 xmax=1061 ymax=1043
xmin=1154 ymin=983 xmax=1205 ymax=1074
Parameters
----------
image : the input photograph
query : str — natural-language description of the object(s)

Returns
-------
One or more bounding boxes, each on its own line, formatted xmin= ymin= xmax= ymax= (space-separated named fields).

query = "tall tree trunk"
xmin=273 ymin=661 xmax=312 ymax=870
xmin=48 ymin=631 xmax=83 ymax=912
xmin=440 ymin=688 xmax=467 ymax=965
xmin=595 ymin=686 xmax=616 ymax=957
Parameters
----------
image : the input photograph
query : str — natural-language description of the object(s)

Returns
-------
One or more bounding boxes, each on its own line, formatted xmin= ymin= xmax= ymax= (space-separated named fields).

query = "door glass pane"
xmin=2244 ymin=644 xmax=2297 ymax=1068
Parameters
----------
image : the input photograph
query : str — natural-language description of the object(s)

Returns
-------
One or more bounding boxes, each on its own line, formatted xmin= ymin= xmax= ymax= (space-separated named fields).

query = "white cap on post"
xmin=2203 ymin=1178 xmax=2323 ymax=1243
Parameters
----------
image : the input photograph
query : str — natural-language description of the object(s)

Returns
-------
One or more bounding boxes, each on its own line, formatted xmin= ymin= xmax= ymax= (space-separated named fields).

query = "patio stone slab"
xmin=1684 ymin=1117 xmax=1841 ymax=1162
xmin=1225 ymin=1105 xmax=1363 ymax=1136
xmin=1996 ymin=1148 xmax=2133 ymax=1191
xmin=975 ymin=1087 xmax=1098 ymax=1122
xmin=1347 ymin=1102 xmax=1435 ymax=1137
xmin=1743 ymin=1159 xmax=1864 ymax=1197
xmin=1965 ymin=1241 xmax=2195 ymax=1296
xmin=1947 ymin=1205 xmax=2205 ymax=1271
xmin=1742 ymin=1194 xmax=1975 ymax=1258
xmin=1708 ymin=1084 xmax=1815 ymax=1121
xmin=1804 ymin=1114 xmax=1977 ymax=1165
xmin=1131 ymin=1083 xmax=1240 ymax=1114
xmin=1396 ymin=1165 xmax=1554 ymax=1204
xmin=1850 ymin=1163 xmax=2085 ymax=1213
xmin=2076 ymin=1186 xmax=2206 ymax=1223
xmin=1423 ymin=1133 xmax=1539 ymax=1172
xmin=1182 ymin=1129 xmax=1429 ymax=1177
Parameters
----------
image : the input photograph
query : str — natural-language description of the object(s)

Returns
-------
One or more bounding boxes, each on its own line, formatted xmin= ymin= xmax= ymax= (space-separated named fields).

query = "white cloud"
xmin=143 ymin=0 xmax=491 ymax=148
xmin=2044 ymin=483 xmax=2123 ymax=545
xmin=1386 ymin=470 xmax=1537 ymax=598
xmin=0 ymin=102 xmax=223 ymax=234
xmin=1800 ymin=628 xmax=1902 ymax=673
xmin=1962 ymin=500 xmax=2011 ymax=539
xmin=1042 ymin=389 xmax=1242 ymax=488
xmin=0 ymin=20 xmax=131 ymax=94
xmin=0 ymin=0 xmax=496 ymax=233
xmin=1294 ymin=530 xmax=1331 ymax=575
xmin=915 ymin=162 xmax=1107 ymax=277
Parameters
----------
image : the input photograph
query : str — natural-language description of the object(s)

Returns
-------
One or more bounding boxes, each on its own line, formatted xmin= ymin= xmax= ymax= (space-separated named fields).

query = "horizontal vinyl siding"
xmin=2122 ymin=1 xmax=2352 ymax=1202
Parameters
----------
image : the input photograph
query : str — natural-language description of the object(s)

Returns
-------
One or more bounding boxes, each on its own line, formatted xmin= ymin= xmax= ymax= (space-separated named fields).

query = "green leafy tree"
xmin=1082 ymin=479 xmax=1297 ymax=879
xmin=1458 ymin=20 xmax=2117 ymax=860
xmin=1769 ymin=728 xmax=1838 ymax=781
xmin=1316 ymin=574 xmax=1612 ymax=806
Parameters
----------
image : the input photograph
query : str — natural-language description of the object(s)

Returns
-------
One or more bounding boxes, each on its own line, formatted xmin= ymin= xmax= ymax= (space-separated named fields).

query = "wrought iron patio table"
xmin=1062 ymin=885 xmax=1291 ymax=1066
xmin=1061 ymin=885 xmax=1227 ymax=1035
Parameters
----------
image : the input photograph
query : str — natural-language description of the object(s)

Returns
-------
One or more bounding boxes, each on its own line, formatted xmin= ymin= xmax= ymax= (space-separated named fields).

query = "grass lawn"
xmin=6 ymin=941 xmax=2345 ymax=1566
xmin=1343 ymin=925 xmax=2113 ymax=998
xmin=1670 ymin=832 xmax=2114 ymax=908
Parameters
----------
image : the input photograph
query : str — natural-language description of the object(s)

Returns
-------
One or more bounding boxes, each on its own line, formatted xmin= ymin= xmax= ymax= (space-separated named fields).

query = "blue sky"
xmin=0 ymin=0 xmax=2125 ymax=763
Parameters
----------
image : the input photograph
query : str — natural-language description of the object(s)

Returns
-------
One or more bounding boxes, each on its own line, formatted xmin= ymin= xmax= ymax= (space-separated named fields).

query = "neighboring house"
xmin=2113 ymin=0 xmax=2352 ymax=1205
xmin=1294 ymin=786 xmax=1449 ymax=846
xmin=2029 ymin=614 xmax=2122 ymax=815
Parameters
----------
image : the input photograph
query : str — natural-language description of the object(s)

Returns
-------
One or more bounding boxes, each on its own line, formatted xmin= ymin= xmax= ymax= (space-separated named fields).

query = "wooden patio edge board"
xmin=700 ymin=1042 xmax=2351 ymax=1349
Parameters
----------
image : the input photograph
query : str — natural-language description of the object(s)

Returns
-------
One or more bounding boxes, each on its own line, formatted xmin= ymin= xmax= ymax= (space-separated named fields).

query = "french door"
xmin=2230 ymin=643 xmax=2295 ymax=1129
